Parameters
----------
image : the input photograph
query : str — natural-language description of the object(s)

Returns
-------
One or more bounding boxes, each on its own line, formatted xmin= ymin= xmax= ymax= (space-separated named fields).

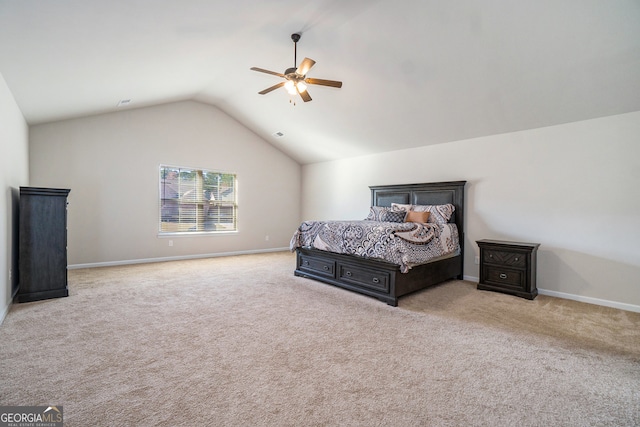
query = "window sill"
xmin=158 ymin=231 xmax=238 ymax=238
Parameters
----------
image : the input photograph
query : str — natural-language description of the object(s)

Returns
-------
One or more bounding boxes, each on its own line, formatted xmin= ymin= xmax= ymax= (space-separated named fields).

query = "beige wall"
xmin=29 ymin=101 xmax=301 ymax=266
xmin=0 ymin=73 xmax=29 ymax=322
xmin=301 ymin=111 xmax=640 ymax=311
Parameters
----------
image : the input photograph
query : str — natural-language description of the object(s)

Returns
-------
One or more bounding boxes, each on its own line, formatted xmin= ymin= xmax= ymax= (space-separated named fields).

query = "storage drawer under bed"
xmin=297 ymin=253 xmax=335 ymax=278
xmin=338 ymin=263 xmax=390 ymax=293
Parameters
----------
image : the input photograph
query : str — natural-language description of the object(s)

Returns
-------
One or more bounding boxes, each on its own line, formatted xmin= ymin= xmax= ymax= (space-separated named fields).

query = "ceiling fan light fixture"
xmin=284 ymin=80 xmax=297 ymax=95
xmin=296 ymin=81 xmax=307 ymax=93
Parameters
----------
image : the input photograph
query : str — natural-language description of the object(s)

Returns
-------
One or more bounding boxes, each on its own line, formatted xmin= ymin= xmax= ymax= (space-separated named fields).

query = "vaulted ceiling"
xmin=1 ymin=0 xmax=639 ymax=164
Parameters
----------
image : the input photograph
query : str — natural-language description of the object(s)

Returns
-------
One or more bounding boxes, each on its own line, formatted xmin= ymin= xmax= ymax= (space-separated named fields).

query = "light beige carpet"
xmin=1 ymin=251 xmax=638 ymax=426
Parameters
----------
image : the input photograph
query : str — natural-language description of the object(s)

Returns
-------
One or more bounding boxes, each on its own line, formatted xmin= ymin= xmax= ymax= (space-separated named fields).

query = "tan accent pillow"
xmin=405 ymin=210 xmax=430 ymax=224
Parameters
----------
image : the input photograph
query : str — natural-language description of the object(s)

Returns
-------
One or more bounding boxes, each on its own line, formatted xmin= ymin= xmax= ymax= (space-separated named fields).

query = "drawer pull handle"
xmin=303 ymin=260 xmax=309 ymax=265
xmin=346 ymin=271 xmax=352 ymax=277
xmin=499 ymin=273 xmax=507 ymax=279
xmin=372 ymin=278 xmax=380 ymax=284
xmin=489 ymin=254 xmax=493 ymax=258
xmin=323 ymin=265 xmax=329 ymax=270
xmin=514 ymin=257 xmax=519 ymax=261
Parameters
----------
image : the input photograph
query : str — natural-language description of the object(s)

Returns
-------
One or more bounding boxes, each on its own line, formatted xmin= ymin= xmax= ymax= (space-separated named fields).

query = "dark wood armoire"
xmin=16 ymin=187 xmax=71 ymax=303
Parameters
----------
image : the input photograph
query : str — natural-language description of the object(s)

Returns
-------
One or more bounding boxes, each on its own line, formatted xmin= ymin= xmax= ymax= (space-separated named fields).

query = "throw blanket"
xmin=290 ymin=220 xmax=460 ymax=273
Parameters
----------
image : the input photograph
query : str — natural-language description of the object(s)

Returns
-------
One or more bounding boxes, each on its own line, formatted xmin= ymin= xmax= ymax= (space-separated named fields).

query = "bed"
xmin=291 ymin=181 xmax=466 ymax=306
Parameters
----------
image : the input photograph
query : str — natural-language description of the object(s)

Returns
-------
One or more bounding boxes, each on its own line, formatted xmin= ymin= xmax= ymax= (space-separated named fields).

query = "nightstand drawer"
xmin=483 ymin=266 xmax=524 ymax=289
xmin=485 ymin=250 xmax=526 ymax=268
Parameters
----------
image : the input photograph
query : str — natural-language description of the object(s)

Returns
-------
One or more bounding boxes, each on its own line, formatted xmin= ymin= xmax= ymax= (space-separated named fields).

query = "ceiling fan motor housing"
xmin=284 ymin=67 xmax=298 ymax=77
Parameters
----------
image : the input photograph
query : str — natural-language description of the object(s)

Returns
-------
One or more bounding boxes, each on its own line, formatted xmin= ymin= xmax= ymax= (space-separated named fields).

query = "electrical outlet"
xmin=265 ymin=235 xmax=270 ymax=241
xmin=169 ymin=240 xmax=173 ymax=247
xmin=474 ymin=256 xmax=479 ymax=265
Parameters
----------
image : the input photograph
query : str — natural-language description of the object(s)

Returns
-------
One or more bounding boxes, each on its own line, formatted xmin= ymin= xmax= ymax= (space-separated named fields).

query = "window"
xmin=159 ymin=165 xmax=237 ymax=233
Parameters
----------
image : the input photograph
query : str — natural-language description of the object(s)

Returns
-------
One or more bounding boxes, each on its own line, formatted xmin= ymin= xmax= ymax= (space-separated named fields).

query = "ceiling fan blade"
xmin=250 ymin=67 xmax=285 ymax=78
xmin=298 ymin=88 xmax=312 ymax=102
xmin=258 ymin=82 xmax=285 ymax=95
xmin=296 ymin=58 xmax=316 ymax=76
xmin=305 ymin=77 xmax=343 ymax=88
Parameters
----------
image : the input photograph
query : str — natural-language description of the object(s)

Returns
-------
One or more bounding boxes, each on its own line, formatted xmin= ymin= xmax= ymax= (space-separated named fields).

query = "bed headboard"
xmin=370 ymin=181 xmax=465 ymax=225
xmin=370 ymin=180 xmax=467 ymax=254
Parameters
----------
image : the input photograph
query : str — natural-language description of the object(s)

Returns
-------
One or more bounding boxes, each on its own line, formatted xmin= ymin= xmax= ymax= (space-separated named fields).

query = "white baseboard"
xmin=537 ymin=289 xmax=640 ymax=313
xmin=463 ymin=275 xmax=640 ymax=313
xmin=68 ymin=247 xmax=291 ymax=270
xmin=0 ymin=302 xmax=9 ymax=326
xmin=0 ymin=287 xmax=20 ymax=326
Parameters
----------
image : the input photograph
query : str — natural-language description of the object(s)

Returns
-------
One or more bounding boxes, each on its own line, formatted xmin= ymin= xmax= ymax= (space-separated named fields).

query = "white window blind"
xmin=159 ymin=165 xmax=237 ymax=233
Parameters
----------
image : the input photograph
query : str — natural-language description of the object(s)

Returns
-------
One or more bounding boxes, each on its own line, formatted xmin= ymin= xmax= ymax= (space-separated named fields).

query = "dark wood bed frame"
xmin=294 ymin=181 xmax=466 ymax=306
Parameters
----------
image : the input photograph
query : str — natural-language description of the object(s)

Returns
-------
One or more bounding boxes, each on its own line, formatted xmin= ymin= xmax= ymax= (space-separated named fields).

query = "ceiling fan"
xmin=250 ymin=33 xmax=343 ymax=103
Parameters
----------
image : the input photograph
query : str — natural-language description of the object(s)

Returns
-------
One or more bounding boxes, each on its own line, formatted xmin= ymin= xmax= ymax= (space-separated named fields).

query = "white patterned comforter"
xmin=290 ymin=220 xmax=460 ymax=273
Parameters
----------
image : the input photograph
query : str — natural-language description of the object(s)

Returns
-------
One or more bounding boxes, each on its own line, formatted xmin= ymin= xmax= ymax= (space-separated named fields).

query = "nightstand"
xmin=476 ymin=239 xmax=540 ymax=300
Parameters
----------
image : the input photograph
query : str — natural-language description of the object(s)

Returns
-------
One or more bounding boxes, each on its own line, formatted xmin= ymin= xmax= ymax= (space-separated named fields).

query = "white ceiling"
xmin=1 ymin=0 xmax=639 ymax=164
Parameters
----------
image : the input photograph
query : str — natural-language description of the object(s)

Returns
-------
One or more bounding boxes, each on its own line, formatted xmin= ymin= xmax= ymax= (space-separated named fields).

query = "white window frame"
xmin=159 ymin=165 xmax=238 ymax=235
